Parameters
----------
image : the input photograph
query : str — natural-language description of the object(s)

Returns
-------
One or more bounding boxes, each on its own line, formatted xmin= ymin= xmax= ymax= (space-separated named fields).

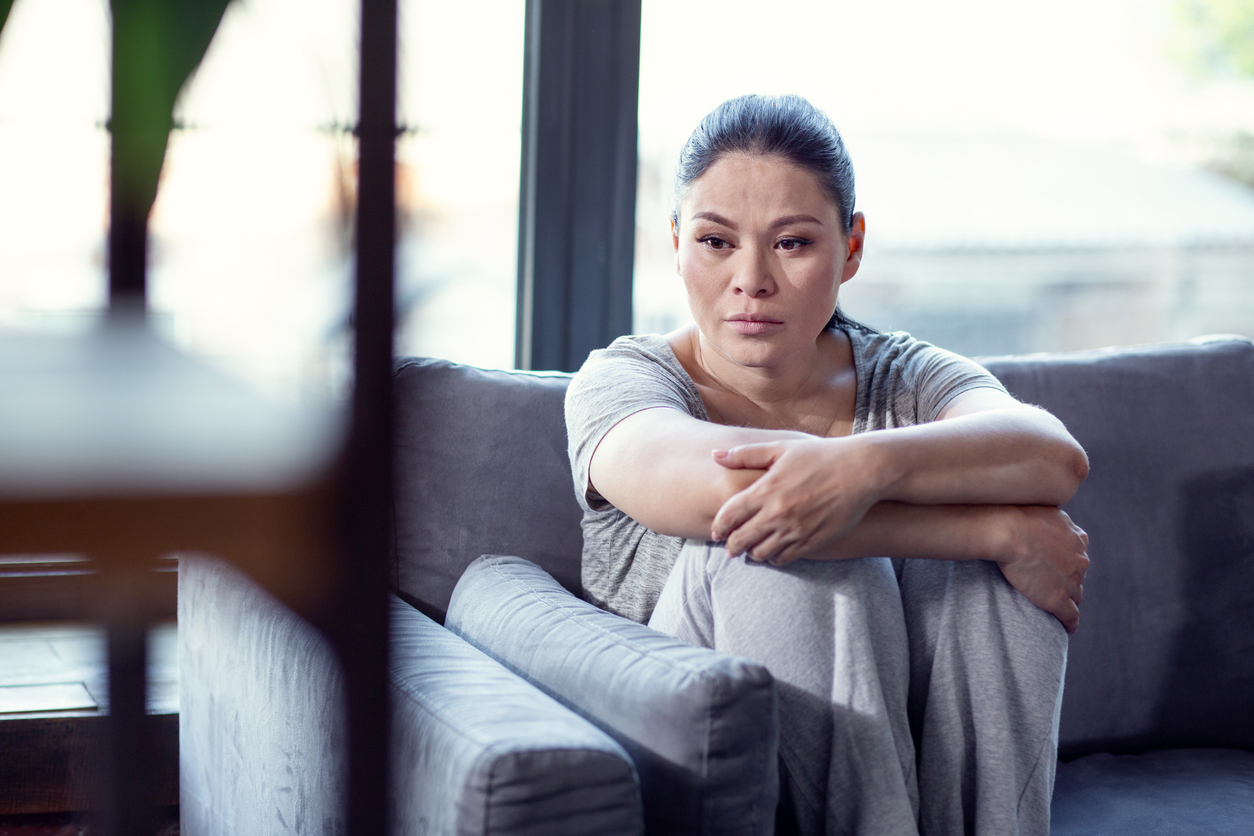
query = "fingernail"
xmin=712 ymin=449 xmax=728 ymax=458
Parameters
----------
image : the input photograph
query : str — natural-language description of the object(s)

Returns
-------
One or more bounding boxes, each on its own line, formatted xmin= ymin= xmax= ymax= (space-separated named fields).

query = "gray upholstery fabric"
xmin=981 ymin=337 xmax=1254 ymax=758
xmin=1051 ymin=748 xmax=1254 ymax=835
xmin=181 ymin=555 xmax=643 ymax=836
xmin=446 ymin=555 xmax=779 ymax=836
xmin=394 ymin=340 xmax=1254 ymax=754
xmin=393 ymin=359 xmax=580 ymax=621
xmin=180 ymin=554 xmax=346 ymax=836
xmin=389 ymin=597 xmax=643 ymax=836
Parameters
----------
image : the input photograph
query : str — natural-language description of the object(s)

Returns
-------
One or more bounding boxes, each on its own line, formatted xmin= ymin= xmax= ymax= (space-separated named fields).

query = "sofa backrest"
xmin=982 ymin=337 xmax=1254 ymax=758
xmin=393 ymin=359 xmax=581 ymax=622
xmin=395 ymin=338 xmax=1254 ymax=756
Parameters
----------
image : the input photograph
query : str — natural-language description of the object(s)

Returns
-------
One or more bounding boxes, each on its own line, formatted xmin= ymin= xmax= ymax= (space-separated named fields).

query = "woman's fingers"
xmin=1057 ymin=599 xmax=1080 ymax=634
xmin=1000 ymin=506 xmax=1090 ymax=633
xmin=724 ymin=510 xmax=781 ymax=557
xmin=712 ymin=486 xmax=763 ymax=543
xmin=713 ymin=437 xmax=871 ymax=559
xmin=712 ymin=442 xmax=785 ymax=471
xmin=734 ymin=521 xmax=801 ymax=565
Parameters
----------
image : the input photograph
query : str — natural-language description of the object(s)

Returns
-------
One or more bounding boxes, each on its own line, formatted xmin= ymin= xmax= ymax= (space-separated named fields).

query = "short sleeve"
xmin=850 ymin=329 xmax=1008 ymax=431
xmin=565 ymin=336 xmax=704 ymax=511
xmin=901 ymin=341 xmax=1008 ymax=423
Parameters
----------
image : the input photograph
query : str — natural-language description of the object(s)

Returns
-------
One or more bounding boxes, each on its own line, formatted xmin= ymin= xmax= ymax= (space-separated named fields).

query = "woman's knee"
xmin=901 ymin=557 xmax=1067 ymax=676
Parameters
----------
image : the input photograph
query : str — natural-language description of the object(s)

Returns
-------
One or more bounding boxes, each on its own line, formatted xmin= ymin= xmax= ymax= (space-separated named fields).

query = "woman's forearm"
xmin=858 ymin=405 xmax=1089 ymax=509
xmin=800 ymin=500 xmax=1091 ymax=634
xmin=814 ymin=501 xmax=1012 ymax=562
xmin=590 ymin=407 xmax=810 ymax=539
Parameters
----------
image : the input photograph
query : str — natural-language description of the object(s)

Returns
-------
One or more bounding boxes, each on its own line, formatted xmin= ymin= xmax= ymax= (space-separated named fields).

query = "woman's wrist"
xmin=987 ymin=505 xmax=1027 ymax=565
xmin=846 ymin=432 xmax=901 ymax=508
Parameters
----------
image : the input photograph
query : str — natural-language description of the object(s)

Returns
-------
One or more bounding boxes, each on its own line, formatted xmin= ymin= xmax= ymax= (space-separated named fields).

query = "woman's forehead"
xmin=681 ymin=153 xmax=837 ymax=223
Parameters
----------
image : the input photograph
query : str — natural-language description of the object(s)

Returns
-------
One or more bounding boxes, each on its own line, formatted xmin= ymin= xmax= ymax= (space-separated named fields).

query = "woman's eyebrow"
xmin=692 ymin=211 xmax=737 ymax=229
xmin=770 ymin=214 xmax=823 ymax=229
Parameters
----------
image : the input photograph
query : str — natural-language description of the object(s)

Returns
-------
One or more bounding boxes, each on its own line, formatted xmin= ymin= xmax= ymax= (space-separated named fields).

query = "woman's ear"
xmin=840 ymin=212 xmax=866 ymax=284
xmin=671 ymin=217 xmax=682 ymax=274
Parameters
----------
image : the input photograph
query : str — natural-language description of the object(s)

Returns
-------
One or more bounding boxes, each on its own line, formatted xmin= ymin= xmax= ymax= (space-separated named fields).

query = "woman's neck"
xmin=667 ymin=324 xmax=857 ymax=437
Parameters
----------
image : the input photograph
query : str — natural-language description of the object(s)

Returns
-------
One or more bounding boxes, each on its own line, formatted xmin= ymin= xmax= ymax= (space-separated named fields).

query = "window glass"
xmin=160 ymin=0 xmax=523 ymax=396
xmin=0 ymin=0 xmax=110 ymax=331
xmin=393 ymin=0 xmax=524 ymax=371
xmin=154 ymin=0 xmax=359 ymax=401
xmin=0 ymin=0 xmax=523 ymax=403
xmin=635 ymin=0 xmax=1254 ymax=355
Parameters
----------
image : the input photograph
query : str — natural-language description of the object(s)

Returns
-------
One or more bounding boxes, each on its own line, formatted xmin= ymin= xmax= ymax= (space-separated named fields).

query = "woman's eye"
xmin=699 ymin=236 xmax=731 ymax=250
xmin=776 ymin=237 xmax=812 ymax=251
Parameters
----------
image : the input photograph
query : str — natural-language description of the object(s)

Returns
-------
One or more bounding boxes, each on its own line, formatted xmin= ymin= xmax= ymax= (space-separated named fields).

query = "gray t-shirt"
xmin=565 ymin=326 xmax=1008 ymax=623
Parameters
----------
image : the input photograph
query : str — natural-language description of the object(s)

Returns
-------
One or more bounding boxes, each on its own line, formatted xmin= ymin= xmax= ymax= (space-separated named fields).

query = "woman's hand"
xmin=995 ymin=506 xmax=1090 ymax=634
xmin=709 ymin=437 xmax=882 ymax=564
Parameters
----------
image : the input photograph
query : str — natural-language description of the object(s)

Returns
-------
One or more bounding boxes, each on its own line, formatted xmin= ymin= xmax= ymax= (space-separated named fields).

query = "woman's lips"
xmin=726 ymin=317 xmax=783 ymax=336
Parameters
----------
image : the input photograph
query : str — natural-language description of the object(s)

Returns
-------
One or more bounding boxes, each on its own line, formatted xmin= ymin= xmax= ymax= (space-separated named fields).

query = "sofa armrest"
xmin=390 ymin=597 xmax=643 ymax=836
xmin=180 ymin=555 xmax=643 ymax=836
xmin=446 ymin=555 xmax=778 ymax=836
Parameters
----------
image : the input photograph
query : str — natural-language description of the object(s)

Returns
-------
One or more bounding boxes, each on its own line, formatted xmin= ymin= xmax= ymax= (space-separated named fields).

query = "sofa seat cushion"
xmin=1051 ymin=748 xmax=1254 ymax=835
xmin=447 ymin=555 xmax=778 ymax=836
xmin=390 ymin=597 xmax=643 ymax=836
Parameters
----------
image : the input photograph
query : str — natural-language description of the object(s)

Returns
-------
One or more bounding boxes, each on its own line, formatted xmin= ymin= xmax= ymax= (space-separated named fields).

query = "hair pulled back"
xmin=672 ymin=94 xmax=857 ymax=234
xmin=672 ymin=94 xmax=870 ymax=332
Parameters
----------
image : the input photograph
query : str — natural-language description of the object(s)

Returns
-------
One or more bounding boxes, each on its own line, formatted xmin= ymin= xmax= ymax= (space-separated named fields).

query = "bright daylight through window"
xmin=0 ymin=0 xmax=1251 ymax=383
xmin=0 ymin=0 xmax=523 ymax=395
xmin=635 ymin=0 xmax=1254 ymax=357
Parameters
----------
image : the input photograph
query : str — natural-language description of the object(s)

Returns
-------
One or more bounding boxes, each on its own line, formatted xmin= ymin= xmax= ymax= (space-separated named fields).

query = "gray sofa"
xmin=180 ymin=336 xmax=1254 ymax=835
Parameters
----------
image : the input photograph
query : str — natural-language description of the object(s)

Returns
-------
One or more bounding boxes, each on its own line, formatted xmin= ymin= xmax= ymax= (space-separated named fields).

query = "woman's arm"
xmin=587 ymin=406 xmax=811 ymax=540
xmin=589 ymin=387 xmax=1091 ymax=632
xmin=590 ymin=388 xmax=1088 ymax=546
xmin=796 ymin=501 xmax=1090 ymax=633
xmin=710 ymin=388 xmax=1089 ymax=558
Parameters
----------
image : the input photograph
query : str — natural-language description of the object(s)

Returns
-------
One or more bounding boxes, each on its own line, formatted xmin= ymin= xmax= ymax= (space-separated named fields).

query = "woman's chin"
xmin=703 ymin=331 xmax=797 ymax=369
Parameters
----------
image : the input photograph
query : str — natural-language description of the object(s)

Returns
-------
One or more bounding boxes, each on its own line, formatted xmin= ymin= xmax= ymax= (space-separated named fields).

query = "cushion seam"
xmin=389 ymin=675 xmax=617 ymax=757
xmin=476 ymin=556 xmax=733 ymax=685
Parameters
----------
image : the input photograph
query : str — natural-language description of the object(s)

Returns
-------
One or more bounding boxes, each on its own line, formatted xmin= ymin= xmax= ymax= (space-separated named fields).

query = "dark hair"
xmin=672 ymin=94 xmax=857 ymax=233
xmin=672 ymin=94 xmax=871 ymax=332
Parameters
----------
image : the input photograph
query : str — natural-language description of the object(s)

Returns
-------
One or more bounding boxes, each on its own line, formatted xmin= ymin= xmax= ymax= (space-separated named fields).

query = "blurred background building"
xmin=2 ymin=0 xmax=1253 ymax=395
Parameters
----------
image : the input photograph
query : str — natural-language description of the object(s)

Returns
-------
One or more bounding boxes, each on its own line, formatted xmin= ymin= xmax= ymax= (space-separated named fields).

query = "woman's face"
xmin=673 ymin=152 xmax=864 ymax=370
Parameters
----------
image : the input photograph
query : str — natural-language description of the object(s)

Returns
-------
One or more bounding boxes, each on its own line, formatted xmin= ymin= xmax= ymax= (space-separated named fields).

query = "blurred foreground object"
xmin=0 ymin=323 xmax=343 ymax=609
xmin=0 ymin=321 xmax=344 ymax=836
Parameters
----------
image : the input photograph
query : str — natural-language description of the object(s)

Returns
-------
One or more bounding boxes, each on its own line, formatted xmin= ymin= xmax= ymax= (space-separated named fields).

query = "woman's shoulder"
xmin=598 ymin=332 xmax=675 ymax=361
xmin=838 ymin=323 xmax=1005 ymax=426
xmin=575 ymin=333 xmax=690 ymax=386
xmin=567 ymin=332 xmax=704 ymax=416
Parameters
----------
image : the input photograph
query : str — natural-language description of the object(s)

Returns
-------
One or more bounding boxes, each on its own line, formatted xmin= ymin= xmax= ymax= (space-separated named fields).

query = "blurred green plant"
xmin=111 ymin=0 xmax=233 ymax=226
xmin=1175 ymin=0 xmax=1254 ymax=79
xmin=0 ymin=0 xmax=13 ymax=40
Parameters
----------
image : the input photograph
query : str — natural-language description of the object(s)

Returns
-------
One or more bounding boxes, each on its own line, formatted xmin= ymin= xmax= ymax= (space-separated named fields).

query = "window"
xmin=1 ymin=0 xmax=524 ymax=400
xmin=634 ymin=0 xmax=1254 ymax=355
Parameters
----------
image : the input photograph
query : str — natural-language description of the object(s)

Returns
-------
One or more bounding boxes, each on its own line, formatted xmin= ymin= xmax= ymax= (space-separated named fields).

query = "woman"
xmin=565 ymin=94 xmax=1090 ymax=836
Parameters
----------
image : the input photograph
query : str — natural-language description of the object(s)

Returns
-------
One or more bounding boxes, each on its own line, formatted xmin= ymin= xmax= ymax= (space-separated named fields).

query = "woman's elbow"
xmin=1052 ymin=441 xmax=1089 ymax=503
xmin=1035 ymin=409 xmax=1089 ymax=501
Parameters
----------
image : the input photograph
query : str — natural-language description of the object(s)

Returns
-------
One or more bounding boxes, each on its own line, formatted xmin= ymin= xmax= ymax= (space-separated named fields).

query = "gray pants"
xmin=648 ymin=542 xmax=1067 ymax=836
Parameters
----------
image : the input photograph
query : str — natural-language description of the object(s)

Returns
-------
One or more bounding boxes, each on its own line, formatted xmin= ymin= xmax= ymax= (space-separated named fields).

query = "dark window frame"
xmin=516 ymin=0 xmax=642 ymax=372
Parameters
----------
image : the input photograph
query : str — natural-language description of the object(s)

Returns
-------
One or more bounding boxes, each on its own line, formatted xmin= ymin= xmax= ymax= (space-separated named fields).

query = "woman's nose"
xmin=733 ymin=246 xmax=776 ymax=297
